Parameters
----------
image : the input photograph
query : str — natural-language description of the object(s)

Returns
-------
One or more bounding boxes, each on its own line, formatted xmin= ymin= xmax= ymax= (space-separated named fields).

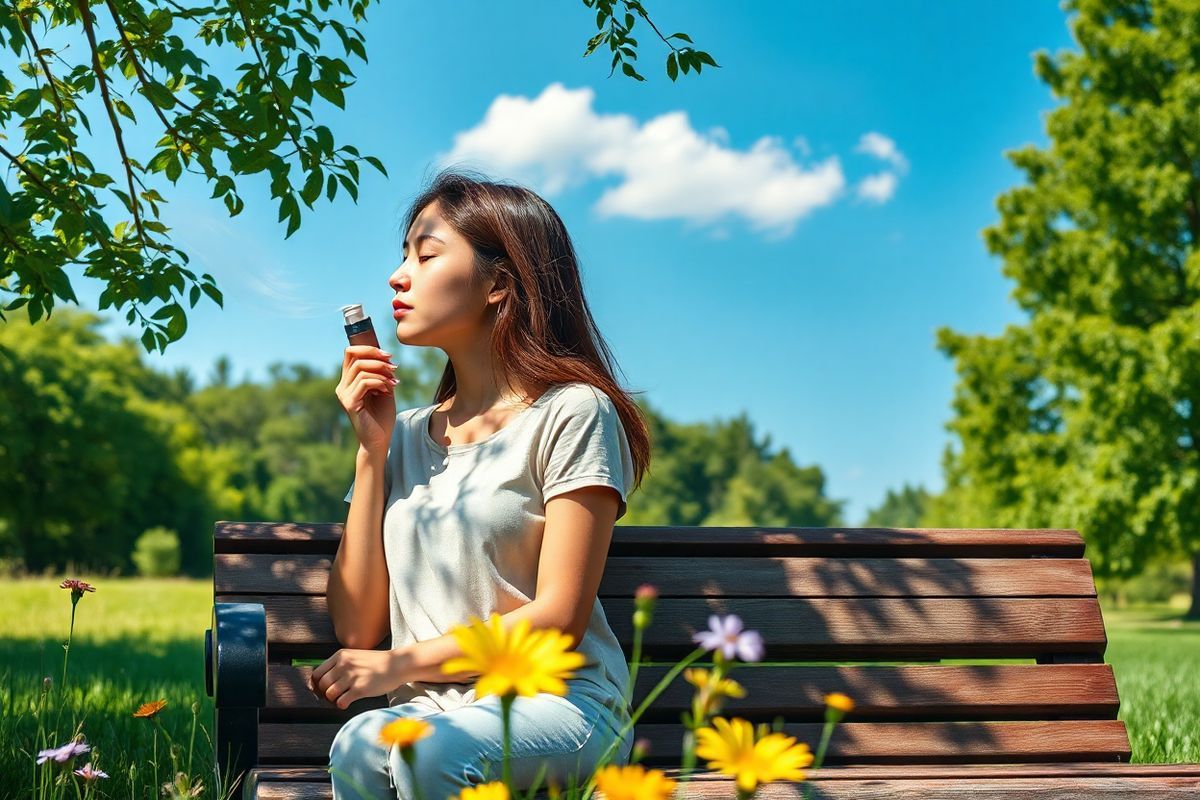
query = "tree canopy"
xmin=0 ymin=0 xmax=718 ymax=351
xmin=927 ymin=0 xmax=1200 ymax=615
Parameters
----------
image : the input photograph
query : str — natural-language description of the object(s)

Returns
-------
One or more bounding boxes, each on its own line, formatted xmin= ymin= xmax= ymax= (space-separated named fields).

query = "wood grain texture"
xmin=265 ymin=663 xmax=1120 ymax=721
xmin=216 ymin=554 xmax=1098 ymax=598
xmin=217 ymin=594 xmax=1107 ymax=660
xmin=256 ymin=720 xmax=1132 ymax=764
xmin=215 ymin=522 xmax=1085 ymax=558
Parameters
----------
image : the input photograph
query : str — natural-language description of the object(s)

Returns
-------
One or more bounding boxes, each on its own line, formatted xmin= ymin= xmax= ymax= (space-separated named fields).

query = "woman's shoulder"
xmin=542 ymin=381 xmax=615 ymax=412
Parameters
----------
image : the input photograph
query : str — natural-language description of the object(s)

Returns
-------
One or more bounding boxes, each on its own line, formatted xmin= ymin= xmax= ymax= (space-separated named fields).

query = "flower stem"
xmin=622 ymin=624 xmax=644 ymax=708
xmin=501 ymin=694 xmax=515 ymax=790
xmin=578 ymin=647 xmax=708 ymax=800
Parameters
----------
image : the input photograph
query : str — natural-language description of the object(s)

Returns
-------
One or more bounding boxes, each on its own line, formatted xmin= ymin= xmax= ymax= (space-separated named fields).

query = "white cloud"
xmin=852 ymin=132 xmax=908 ymax=204
xmin=857 ymin=171 xmax=899 ymax=203
xmin=854 ymin=132 xmax=909 ymax=173
xmin=437 ymin=83 xmax=905 ymax=239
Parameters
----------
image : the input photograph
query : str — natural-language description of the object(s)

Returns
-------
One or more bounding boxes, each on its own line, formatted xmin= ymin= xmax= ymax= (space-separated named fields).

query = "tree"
xmin=0 ymin=307 xmax=217 ymax=570
xmin=928 ymin=0 xmax=1200 ymax=616
xmin=864 ymin=483 xmax=930 ymax=528
xmin=0 ymin=0 xmax=718 ymax=351
xmin=623 ymin=404 xmax=845 ymax=528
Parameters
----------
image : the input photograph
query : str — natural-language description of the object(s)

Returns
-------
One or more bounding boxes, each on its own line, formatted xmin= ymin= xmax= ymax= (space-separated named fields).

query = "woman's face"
xmin=388 ymin=201 xmax=501 ymax=348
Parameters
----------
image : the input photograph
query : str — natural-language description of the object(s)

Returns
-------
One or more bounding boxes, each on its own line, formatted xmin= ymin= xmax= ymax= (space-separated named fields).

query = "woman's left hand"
xmin=309 ymin=648 xmax=404 ymax=709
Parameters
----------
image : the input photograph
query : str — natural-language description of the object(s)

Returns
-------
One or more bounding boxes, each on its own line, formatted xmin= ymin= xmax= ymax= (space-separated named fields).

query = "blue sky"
xmin=7 ymin=1 xmax=1080 ymax=523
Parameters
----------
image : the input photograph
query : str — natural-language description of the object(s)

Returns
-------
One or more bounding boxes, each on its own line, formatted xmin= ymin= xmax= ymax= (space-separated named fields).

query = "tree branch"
xmin=103 ymin=0 xmax=202 ymax=156
xmin=17 ymin=12 xmax=82 ymax=176
xmin=73 ymin=0 xmax=147 ymax=250
xmin=234 ymin=0 xmax=310 ymax=167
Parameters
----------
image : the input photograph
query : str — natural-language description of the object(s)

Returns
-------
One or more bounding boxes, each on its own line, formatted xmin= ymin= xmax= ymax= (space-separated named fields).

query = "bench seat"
xmin=205 ymin=522 xmax=1200 ymax=798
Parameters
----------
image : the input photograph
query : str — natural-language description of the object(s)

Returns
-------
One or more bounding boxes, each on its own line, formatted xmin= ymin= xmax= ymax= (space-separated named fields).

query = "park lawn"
xmin=1 ymin=578 xmax=1198 ymax=798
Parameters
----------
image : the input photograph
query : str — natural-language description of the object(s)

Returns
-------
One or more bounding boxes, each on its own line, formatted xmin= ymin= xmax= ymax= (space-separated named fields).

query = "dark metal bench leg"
xmin=206 ymin=602 xmax=268 ymax=799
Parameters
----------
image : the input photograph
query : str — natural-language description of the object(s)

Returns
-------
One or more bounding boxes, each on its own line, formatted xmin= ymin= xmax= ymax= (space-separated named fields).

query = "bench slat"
xmin=246 ymin=765 xmax=1200 ymax=800
xmin=265 ymin=663 xmax=1119 ymax=721
xmin=256 ymin=720 xmax=1131 ymax=764
xmin=217 ymin=595 xmax=1107 ymax=661
xmin=215 ymin=522 xmax=1085 ymax=558
xmin=216 ymin=554 xmax=1098 ymax=598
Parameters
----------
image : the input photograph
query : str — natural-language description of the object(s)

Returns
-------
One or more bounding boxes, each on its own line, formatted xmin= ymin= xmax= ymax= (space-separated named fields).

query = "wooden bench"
xmin=206 ymin=522 xmax=1200 ymax=798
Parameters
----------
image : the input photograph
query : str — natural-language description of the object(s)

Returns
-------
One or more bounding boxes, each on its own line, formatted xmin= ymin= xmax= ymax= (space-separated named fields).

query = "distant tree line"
xmin=0 ymin=308 xmax=845 ymax=575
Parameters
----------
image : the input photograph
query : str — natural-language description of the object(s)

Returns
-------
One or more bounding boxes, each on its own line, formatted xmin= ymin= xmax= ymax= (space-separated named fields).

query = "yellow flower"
xmin=456 ymin=781 xmax=510 ymax=800
xmin=694 ymin=717 xmax=814 ymax=794
xmin=133 ymin=699 xmax=167 ymax=719
xmin=683 ymin=668 xmax=747 ymax=699
xmin=594 ymin=764 xmax=678 ymax=800
xmin=824 ymin=693 xmax=854 ymax=713
xmin=378 ymin=718 xmax=433 ymax=750
xmin=442 ymin=613 xmax=586 ymax=698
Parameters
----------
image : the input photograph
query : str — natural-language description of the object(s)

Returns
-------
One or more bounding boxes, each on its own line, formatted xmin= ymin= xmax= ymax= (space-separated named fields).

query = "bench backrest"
xmin=212 ymin=522 xmax=1129 ymax=767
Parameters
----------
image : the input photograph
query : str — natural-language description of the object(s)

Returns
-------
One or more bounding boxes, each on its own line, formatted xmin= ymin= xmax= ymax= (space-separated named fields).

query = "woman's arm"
xmin=326 ymin=445 xmax=391 ymax=648
xmin=400 ymin=483 xmax=621 ymax=681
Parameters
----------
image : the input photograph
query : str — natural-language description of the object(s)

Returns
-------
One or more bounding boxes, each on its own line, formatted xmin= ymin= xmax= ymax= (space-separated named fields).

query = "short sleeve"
xmin=540 ymin=388 xmax=635 ymax=521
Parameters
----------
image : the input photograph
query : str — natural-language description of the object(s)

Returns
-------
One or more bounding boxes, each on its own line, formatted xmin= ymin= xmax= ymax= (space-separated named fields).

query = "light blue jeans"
xmin=328 ymin=690 xmax=634 ymax=800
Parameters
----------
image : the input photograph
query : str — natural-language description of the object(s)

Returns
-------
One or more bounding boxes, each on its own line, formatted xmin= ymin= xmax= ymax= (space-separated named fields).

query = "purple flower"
xmin=73 ymin=763 xmax=108 ymax=781
xmin=36 ymin=739 xmax=91 ymax=765
xmin=692 ymin=614 xmax=764 ymax=661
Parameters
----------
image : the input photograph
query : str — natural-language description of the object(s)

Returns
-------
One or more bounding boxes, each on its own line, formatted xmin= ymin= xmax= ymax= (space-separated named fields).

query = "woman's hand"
xmin=309 ymin=648 xmax=404 ymax=709
xmin=335 ymin=345 xmax=399 ymax=455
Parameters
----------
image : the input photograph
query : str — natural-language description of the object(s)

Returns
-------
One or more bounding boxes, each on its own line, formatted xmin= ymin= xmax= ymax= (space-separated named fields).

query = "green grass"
xmin=2 ymin=579 xmax=1198 ymax=799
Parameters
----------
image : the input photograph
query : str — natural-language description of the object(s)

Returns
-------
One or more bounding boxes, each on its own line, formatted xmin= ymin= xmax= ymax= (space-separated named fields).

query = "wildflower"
xmin=631 ymin=737 xmax=652 ymax=762
xmin=456 ymin=782 xmax=509 ymax=800
xmin=593 ymin=764 xmax=678 ymax=800
xmin=694 ymin=717 xmax=813 ymax=794
xmin=635 ymin=584 xmax=658 ymax=602
xmin=59 ymin=579 xmax=96 ymax=602
xmin=73 ymin=763 xmax=109 ymax=782
xmin=825 ymin=693 xmax=854 ymax=714
xmin=442 ymin=613 xmax=586 ymax=699
xmin=378 ymin=718 xmax=433 ymax=750
xmin=684 ymin=668 xmax=747 ymax=700
xmin=633 ymin=584 xmax=658 ymax=629
xmin=692 ymin=614 xmax=765 ymax=662
xmin=36 ymin=739 xmax=91 ymax=765
xmin=133 ymin=699 xmax=168 ymax=718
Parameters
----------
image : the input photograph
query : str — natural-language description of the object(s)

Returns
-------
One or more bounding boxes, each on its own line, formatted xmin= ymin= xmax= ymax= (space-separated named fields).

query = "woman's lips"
xmin=393 ymin=307 xmax=411 ymax=318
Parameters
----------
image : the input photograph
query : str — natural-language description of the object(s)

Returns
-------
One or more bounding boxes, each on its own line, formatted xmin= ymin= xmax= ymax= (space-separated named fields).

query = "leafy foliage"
xmin=928 ymin=0 xmax=1200 ymax=592
xmin=0 ymin=0 xmax=714 ymax=353
xmin=0 ymin=308 xmax=837 ymax=573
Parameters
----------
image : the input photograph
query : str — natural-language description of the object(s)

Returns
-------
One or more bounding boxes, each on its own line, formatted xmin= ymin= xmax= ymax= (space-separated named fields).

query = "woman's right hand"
xmin=336 ymin=345 xmax=399 ymax=454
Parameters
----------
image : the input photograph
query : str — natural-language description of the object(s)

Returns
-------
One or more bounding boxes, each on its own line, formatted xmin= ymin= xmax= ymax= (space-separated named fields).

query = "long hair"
xmin=399 ymin=167 xmax=652 ymax=492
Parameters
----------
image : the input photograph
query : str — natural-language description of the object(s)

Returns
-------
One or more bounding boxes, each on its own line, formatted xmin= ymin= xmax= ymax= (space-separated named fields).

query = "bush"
xmin=131 ymin=526 xmax=182 ymax=577
xmin=1097 ymin=559 xmax=1192 ymax=607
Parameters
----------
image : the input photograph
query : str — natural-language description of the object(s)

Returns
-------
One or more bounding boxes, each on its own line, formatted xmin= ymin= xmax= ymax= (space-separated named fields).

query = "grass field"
xmin=2 ymin=578 xmax=1198 ymax=798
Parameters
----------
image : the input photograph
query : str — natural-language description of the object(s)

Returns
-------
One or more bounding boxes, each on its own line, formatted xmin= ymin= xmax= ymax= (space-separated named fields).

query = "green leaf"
xmin=313 ymin=80 xmax=345 ymax=109
xmin=326 ymin=173 xmax=338 ymax=201
xmin=300 ymin=168 xmax=324 ymax=207
xmin=363 ymin=155 xmax=387 ymax=177
xmin=668 ymin=32 xmax=693 ymax=43
xmin=337 ymin=173 xmax=358 ymax=203
xmin=201 ymin=281 xmax=224 ymax=307
xmin=667 ymin=52 xmax=678 ymax=81
xmin=189 ymin=285 xmax=201 ymax=307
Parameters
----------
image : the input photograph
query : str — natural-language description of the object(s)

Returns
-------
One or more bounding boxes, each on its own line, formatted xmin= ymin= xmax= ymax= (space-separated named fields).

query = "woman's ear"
xmin=486 ymin=265 xmax=512 ymax=306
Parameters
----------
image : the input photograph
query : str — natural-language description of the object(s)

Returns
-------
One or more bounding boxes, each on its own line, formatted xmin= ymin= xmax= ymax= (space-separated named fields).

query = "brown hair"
xmin=400 ymin=167 xmax=652 ymax=493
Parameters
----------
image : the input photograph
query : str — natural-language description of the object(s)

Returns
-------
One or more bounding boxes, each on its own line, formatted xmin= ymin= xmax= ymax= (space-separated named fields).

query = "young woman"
xmin=314 ymin=169 xmax=652 ymax=800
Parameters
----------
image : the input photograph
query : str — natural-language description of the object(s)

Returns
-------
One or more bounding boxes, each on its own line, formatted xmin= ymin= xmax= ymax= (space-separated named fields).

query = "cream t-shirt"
xmin=343 ymin=381 xmax=635 ymax=727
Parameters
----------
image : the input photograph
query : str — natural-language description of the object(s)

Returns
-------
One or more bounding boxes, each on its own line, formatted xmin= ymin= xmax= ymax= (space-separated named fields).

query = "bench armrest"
xmin=205 ymin=602 xmax=267 ymax=798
